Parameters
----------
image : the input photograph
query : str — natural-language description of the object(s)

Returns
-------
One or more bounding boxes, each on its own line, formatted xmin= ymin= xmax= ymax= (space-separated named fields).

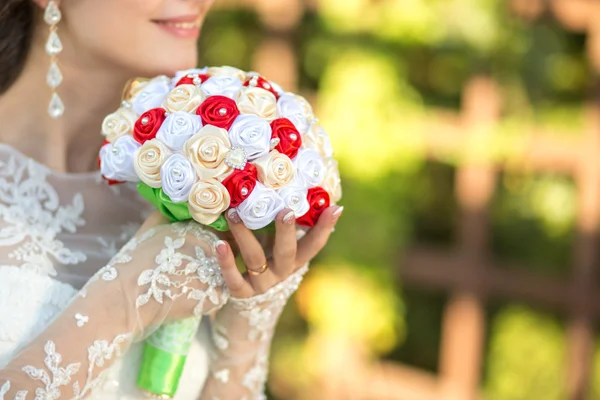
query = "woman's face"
xmin=57 ymin=0 xmax=216 ymax=77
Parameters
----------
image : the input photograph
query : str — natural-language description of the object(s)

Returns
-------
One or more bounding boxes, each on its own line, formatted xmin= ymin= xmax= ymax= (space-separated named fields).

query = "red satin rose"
xmin=243 ymin=76 xmax=279 ymax=99
xmin=297 ymin=187 xmax=330 ymax=227
xmin=270 ymin=118 xmax=303 ymax=159
xmin=222 ymin=164 xmax=258 ymax=207
xmin=133 ymin=108 xmax=166 ymax=144
xmin=98 ymin=142 xmax=124 ymax=186
xmin=196 ymin=95 xmax=240 ymax=130
xmin=176 ymin=73 xmax=210 ymax=87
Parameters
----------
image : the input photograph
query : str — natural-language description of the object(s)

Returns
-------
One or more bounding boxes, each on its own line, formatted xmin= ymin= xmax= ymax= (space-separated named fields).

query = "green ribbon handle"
xmin=137 ymin=317 xmax=202 ymax=398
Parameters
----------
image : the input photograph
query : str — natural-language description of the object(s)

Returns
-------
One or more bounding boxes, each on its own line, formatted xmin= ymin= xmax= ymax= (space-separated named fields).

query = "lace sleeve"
xmin=200 ymin=265 xmax=309 ymax=400
xmin=0 ymin=221 xmax=230 ymax=400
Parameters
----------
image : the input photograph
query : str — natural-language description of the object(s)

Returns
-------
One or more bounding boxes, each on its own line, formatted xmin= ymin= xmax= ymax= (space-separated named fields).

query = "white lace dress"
xmin=0 ymin=144 xmax=307 ymax=400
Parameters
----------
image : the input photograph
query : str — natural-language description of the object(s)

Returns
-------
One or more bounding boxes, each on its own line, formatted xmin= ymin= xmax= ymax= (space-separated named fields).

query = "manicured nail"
xmin=216 ymin=240 xmax=228 ymax=256
xmin=332 ymin=206 xmax=344 ymax=222
xmin=283 ymin=210 xmax=295 ymax=225
xmin=227 ymin=209 xmax=241 ymax=224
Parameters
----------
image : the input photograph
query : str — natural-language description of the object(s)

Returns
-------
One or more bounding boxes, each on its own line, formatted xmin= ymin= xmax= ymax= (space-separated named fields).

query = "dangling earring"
xmin=44 ymin=0 xmax=64 ymax=119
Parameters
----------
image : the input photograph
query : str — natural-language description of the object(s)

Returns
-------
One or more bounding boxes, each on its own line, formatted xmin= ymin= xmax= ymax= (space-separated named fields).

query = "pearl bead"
xmin=111 ymin=148 xmax=119 ymax=155
xmin=173 ymin=168 xmax=182 ymax=177
xmin=202 ymin=192 xmax=211 ymax=200
xmin=146 ymin=150 xmax=156 ymax=159
xmin=313 ymin=170 xmax=320 ymax=177
xmin=241 ymin=187 xmax=249 ymax=196
xmin=203 ymin=148 xmax=213 ymax=156
xmin=263 ymin=83 xmax=271 ymax=90
xmin=141 ymin=117 xmax=149 ymax=125
xmin=218 ymin=108 xmax=227 ymax=116
xmin=177 ymin=88 xmax=185 ymax=95
xmin=193 ymin=77 xmax=202 ymax=86
xmin=290 ymin=134 xmax=297 ymax=141
xmin=277 ymin=164 xmax=285 ymax=173
xmin=291 ymin=195 xmax=299 ymax=205
xmin=318 ymin=199 xmax=326 ymax=206
xmin=107 ymin=122 xmax=115 ymax=129
xmin=176 ymin=118 xmax=185 ymax=126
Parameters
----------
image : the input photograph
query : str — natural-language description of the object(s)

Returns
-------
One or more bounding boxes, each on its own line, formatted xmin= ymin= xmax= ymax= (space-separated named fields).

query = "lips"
xmin=152 ymin=15 xmax=203 ymax=38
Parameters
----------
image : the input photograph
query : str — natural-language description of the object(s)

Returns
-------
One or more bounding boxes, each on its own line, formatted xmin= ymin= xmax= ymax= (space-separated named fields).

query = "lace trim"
xmin=0 ymin=156 xmax=86 ymax=277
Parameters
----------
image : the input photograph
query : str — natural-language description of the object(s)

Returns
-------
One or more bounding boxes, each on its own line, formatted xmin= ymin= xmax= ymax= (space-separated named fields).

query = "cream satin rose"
xmin=134 ymin=139 xmax=172 ymax=188
xmin=188 ymin=179 xmax=231 ymax=225
xmin=163 ymin=84 xmax=205 ymax=113
xmin=132 ymin=76 xmax=171 ymax=115
xmin=207 ymin=66 xmax=246 ymax=81
xmin=237 ymin=87 xmax=277 ymax=121
xmin=184 ymin=125 xmax=233 ymax=180
xmin=237 ymin=183 xmax=285 ymax=230
xmin=253 ymin=150 xmax=295 ymax=189
xmin=277 ymin=93 xmax=314 ymax=134
xmin=304 ymin=123 xmax=334 ymax=158
xmin=101 ymin=107 xmax=137 ymax=143
xmin=322 ymin=158 xmax=342 ymax=203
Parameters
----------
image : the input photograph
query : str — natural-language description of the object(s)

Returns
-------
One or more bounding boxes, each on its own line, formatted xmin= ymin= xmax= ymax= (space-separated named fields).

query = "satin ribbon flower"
xmin=236 ymin=183 xmax=285 ymax=230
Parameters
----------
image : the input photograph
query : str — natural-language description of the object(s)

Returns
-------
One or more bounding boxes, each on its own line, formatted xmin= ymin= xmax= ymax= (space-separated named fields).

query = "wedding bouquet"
xmin=98 ymin=66 xmax=342 ymax=398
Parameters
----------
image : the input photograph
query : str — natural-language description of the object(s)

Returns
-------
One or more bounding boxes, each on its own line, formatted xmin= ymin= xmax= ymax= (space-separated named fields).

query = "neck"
xmin=0 ymin=25 xmax=133 ymax=173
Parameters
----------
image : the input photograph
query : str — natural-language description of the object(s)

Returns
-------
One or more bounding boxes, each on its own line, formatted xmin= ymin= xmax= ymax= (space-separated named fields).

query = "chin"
xmin=134 ymin=49 xmax=199 ymax=78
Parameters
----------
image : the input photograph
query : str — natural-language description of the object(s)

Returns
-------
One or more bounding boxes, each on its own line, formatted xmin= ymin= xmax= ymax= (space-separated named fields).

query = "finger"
xmin=272 ymin=208 xmax=297 ymax=275
xmin=296 ymin=206 xmax=343 ymax=267
xmin=215 ymin=240 xmax=254 ymax=298
xmin=225 ymin=209 xmax=277 ymax=293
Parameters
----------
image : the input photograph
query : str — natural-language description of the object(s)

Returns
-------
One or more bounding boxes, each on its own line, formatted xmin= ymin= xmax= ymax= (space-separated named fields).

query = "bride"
xmin=0 ymin=0 xmax=343 ymax=399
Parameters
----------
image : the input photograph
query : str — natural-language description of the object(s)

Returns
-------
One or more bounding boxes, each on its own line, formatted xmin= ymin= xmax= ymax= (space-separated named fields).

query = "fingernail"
xmin=283 ymin=210 xmax=295 ymax=225
xmin=227 ymin=209 xmax=241 ymax=224
xmin=216 ymin=240 xmax=228 ymax=256
xmin=332 ymin=206 xmax=344 ymax=222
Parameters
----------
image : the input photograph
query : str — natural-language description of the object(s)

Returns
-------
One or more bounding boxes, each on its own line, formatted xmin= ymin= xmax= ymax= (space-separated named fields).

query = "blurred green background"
xmin=199 ymin=1 xmax=599 ymax=399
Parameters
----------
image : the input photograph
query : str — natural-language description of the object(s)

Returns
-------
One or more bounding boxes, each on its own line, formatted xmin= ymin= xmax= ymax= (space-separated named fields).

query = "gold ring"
xmin=247 ymin=262 xmax=268 ymax=276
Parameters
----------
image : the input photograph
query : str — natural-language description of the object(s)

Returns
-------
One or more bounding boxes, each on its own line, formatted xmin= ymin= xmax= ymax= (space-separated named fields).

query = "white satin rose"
xmin=161 ymin=154 xmax=197 ymax=203
xmin=277 ymin=92 xmax=314 ymax=134
xmin=101 ymin=107 xmax=137 ymax=143
xmin=304 ymin=123 xmax=334 ymax=158
xmin=188 ymin=179 xmax=231 ymax=225
xmin=183 ymin=125 xmax=233 ymax=180
xmin=201 ymin=76 xmax=243 ymax=99
xmin=253 ymin=150 xmax=295 ymax=189
xmin=163 ymin=84 xmax=205 ymax=113
xmin=207 ymin=66 xmax=247 ymax=81
xmin=278 ymin=184 xmax=310 ymax=217
xmin=228 ymin=114 xmax=272 ymax=160
xmin=293 ymin=148 xmax=326 ymax=189
xmin=237 ymin=183 xmax=285 ymax=230
xmin=134 ymin=139 xmax=172 ymax=188
xmin=132 ymin=76 xmax=171 ymax=115
xmin=237 ymin=87 xmax=278 ymax=122
xmin=100 ymin=135 xmax=140 ymax=182
xmin=156 ymin=112 xmax=203 ymax=151
xmin=322 ymin=158 xmax=342 ymax=203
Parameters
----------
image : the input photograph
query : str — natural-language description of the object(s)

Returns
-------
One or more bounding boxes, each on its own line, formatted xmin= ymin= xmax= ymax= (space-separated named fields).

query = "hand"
xmin=215 ymin=206 xmax=344 ymax=298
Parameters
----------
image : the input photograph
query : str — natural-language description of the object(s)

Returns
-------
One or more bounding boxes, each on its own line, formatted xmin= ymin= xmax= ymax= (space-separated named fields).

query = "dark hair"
xmin=0 ymin=0 xmax=36 ymax=94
